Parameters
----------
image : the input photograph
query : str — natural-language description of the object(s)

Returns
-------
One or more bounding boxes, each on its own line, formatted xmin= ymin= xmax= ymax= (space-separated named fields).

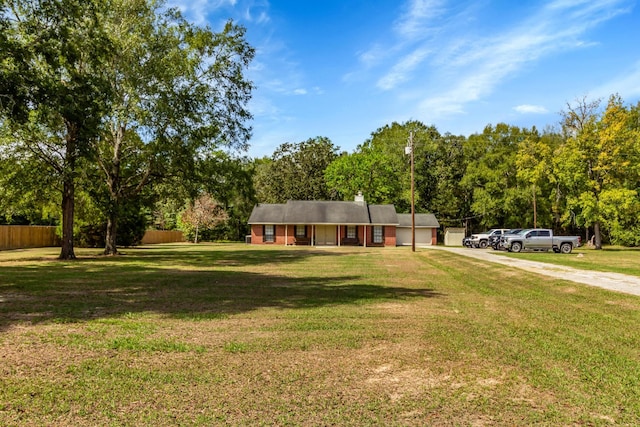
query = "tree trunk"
xmin=194 ymin=224 xmax=199 ymax=244
xmin=59 ymin=129 xmax=77 ymax=260
xmin=103 ymin=124 xmax=123 ymax=256
xmin=104 ymin=211 xmax=118 ymax=255
xmin=532 ymin=184 xmax=537 ymax=229
xmin=594 ymin=221 xmax=603 ymax=250
xmin=59 ymin=174 xmax=76 ymax=260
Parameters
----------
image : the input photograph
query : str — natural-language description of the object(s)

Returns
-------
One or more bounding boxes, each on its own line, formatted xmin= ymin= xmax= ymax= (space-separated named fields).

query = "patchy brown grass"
xmin=1 ymin=244 xmax=639 ymax=425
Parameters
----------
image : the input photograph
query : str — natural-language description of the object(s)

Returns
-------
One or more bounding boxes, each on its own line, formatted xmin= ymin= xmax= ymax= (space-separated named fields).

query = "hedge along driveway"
xmin=427 ymin=246 xmax=640 ymax=296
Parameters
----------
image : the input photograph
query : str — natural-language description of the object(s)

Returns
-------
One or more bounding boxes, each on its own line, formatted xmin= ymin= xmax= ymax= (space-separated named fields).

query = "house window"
xmin=373 ymin=226 xmax=383 ymax=244
xmin=347 ymin=226 xmax=356 ymax=239
xmin=264 ymin=225 xmax=275 ymax=242
xmin=295 ymin=225 xmax=306 ymax=238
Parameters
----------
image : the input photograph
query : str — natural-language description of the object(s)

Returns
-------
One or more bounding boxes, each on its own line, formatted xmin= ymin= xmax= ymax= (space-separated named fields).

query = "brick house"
xmin=248 ymin=194 xmax=438 ymax=247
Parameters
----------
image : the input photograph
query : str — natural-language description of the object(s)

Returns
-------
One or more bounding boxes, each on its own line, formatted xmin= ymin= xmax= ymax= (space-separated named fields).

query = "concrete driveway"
xmin=424 ymin=246 xmax=640 ymax=297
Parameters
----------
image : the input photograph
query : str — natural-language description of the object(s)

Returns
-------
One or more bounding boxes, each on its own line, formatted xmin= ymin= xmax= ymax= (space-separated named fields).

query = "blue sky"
xmin=168 ymin=0 xmax=640 ymax=157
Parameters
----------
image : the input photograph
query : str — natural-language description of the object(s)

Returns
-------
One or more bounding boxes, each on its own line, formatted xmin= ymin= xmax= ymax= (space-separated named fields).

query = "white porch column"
xmin=364 ymin=226 xmax=367 ymax=247
xmin=285 ymin=224 xmax=288 ymax=246
xmin=338 ymin=225 xmax=341 ymax=247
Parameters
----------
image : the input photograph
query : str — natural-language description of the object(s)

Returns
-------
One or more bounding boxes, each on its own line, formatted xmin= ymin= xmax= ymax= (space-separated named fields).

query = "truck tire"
xmin=479 ymin=240 xmax=488 ymax=249
xmin=511 ymin=242 xmax=522 ymax=253
xmin=560 ymin=243 xmax=572 ymax=254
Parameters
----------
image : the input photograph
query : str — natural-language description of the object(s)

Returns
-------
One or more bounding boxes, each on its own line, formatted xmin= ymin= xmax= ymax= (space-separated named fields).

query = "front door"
xmin=314 ymin=225 xmax=336 ymax=246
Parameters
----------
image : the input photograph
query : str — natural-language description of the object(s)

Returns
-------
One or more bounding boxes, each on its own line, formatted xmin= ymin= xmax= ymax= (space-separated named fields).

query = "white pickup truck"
xmin=503 ymin=229 xmax=581 ymax=254
xmin=467 ymin=228 xmax=509 ymax=249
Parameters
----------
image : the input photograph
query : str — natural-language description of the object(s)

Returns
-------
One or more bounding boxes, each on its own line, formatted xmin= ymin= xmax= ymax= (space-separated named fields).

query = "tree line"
xmin=2 ymin=2 xmax=639 ymax=254
xmin=254 ymin=95 xmax=640 ymax=249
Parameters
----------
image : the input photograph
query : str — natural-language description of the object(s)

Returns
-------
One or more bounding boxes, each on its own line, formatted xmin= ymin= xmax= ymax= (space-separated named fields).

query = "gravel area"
xmin=425 ymin=245 xmax=640 ymax=297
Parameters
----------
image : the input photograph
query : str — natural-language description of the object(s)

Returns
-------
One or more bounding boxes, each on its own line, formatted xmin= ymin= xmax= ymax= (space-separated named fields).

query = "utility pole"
xmin=407 ymin=131 xmax=416 ymax=252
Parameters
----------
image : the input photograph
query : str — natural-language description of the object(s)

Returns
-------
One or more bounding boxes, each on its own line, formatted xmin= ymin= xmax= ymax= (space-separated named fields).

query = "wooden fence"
xmin=0 ymin=225 xmax=60 ymax=250
xmin=0 ymin=226 xmax=183 ymax=250
xmin=140 ymin=230 xmax=184 ymax=245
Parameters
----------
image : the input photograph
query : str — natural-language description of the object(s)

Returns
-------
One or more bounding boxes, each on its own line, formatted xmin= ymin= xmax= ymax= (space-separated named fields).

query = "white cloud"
xmin=166 ymin=0 xmax=233 ymax=25
xmin=377 ymin=47 xmax=431 ymax=90
xmin=357 ymin=44 xmax=389 ymax=69
xmin=167 ymin=0 xmax=270 ymax=26
xmin=514 ymin=105 xmax=549 ymax=114
xmin=393 ymin=0 xmax=446 ymax=40
xmin=355 ymin=0 xmax=443 ymax=74
xmin=242 ymin=0 xmax=271 ymax=24
xmin=591 ymin=60 xmax=640 ymax=100
xmin=403 ymin=0 xmax=634 ymax=120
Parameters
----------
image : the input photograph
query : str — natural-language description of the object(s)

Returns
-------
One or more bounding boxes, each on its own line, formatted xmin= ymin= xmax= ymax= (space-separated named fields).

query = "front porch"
xmin=285 ymin=224 xmax=375 ymax=247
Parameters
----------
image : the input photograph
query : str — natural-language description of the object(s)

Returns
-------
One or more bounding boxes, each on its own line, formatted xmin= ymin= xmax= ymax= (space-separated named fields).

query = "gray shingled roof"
xmin=247 ymin=204 xmax=286 ymax=224
xmin=283 ymin=201 xmax=370 ymax=224
xmin=396 ymin=213 xmax=440 ymax=228
xmin=368 ymin=205 xmax=398 ymax=225
xmin=248 ymin=200 xmax=402 ymax=225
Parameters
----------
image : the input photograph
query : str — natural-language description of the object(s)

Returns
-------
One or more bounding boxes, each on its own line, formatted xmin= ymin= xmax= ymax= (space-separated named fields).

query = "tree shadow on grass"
xmin=0 ymin=246 xmax=330 ymax=267
xmin=113 ymin=246 xmax=339 ymax=268
xmin=0 ymin=247 xmax=443 ymax=330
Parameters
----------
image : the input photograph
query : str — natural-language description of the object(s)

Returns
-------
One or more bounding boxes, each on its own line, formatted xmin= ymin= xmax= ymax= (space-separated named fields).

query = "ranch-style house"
xmin=248 ymin=193 xmax=439 ymax=247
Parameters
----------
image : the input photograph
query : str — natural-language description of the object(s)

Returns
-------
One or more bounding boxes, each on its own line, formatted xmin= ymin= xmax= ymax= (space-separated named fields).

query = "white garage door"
xmin=396 ymin=228 xmax=432 ymax=246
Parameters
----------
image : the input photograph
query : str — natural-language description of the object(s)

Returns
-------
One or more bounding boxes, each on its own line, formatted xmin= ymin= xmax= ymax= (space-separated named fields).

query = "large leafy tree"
xmin=556 ymin=95 xmax=640 ymax=248
xmin=325 ymin=120 xmax=437 ymax=212
xmin=415 ymin=132 xmax=471 ymax=227
xmin=254 ymin=137 xmax=338 ymax=203
xmin=461 ymin=123 xmax=532 ymax=229
xmin=0 ymin=0 xmax=113 ymax=259
xmin=95 ymin=0 xmax=254 ymax=255
xmin=325 ymin=145 xmax=397 ymax=204
xmin=515 ymin=129 xmax=563 ymax=229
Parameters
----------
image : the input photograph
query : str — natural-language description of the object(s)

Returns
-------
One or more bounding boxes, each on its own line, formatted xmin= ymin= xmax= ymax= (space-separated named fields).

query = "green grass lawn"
xmin=496 ymin=245 xmax=640 ymax=277
xmin=1 ymin=243 xmax=639 ymax=425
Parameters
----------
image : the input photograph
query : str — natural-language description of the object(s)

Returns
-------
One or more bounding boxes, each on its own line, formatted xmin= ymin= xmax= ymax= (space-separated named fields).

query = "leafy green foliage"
xmin=73 ymin=195 xmax=147 ymax=248
xmin=1 ymin=0 xmax=255 ymax=255
xmin=515 ymin=130 xmax=563 ymax=228
xmin=461 ymin=124 xmax=532 ymax=228
xmin=93 ymin=1 xmax=254 ymax=254
xmin=1 ymin=0 xmax=115 ymax=258
xmin=254 ymin=137 xmax=339 ymax=203
xmin=415 ymin=132 xmax=471 ymax=226
xmin=197 ymin=152 xmax=256 ymax=241
xmin=325 ymin=120 xmax=441 ymax=212
xmin=555 ymin=95 xmax=640 ymax=247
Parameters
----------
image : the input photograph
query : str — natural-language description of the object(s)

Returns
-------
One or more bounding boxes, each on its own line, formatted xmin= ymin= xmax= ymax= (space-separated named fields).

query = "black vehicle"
xmin=491 ymin=228 xmax=524 ymax=250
